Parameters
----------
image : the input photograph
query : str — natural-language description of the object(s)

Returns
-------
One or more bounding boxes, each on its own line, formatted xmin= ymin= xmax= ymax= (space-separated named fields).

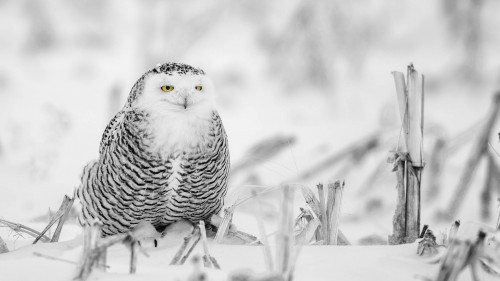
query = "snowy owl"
xmin=76 ymin=62 xmax=230 ymax=236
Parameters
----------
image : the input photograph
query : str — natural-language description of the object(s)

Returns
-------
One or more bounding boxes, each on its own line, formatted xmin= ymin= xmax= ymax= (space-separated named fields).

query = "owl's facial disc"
xmin=137 ymin=73 xmax=215 ymax=114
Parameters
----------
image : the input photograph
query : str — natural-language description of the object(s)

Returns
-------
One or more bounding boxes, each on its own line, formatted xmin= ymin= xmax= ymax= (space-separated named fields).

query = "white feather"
xmin=134 ymin=72 xmax=217 ymax=156
xmin=167 ymin=156 xmax=183 ymax=191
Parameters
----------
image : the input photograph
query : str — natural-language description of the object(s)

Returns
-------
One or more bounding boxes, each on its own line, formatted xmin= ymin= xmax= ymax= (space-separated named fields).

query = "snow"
xmin=1 ymin=217 xmax=497 ymax=281
xmin=0 ymin=233 xmax=441 ymax=281
xmin=0 ymin=226 xmax=497 ymax=281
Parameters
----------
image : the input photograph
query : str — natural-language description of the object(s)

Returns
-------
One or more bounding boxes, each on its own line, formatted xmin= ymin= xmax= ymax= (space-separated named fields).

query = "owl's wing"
xmin=99 ymin=111 xmax=126 ymax=154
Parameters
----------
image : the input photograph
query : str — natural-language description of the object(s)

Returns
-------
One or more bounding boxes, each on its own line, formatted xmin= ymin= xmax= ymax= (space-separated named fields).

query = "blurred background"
xmin=1 ymin=0 xmax=500 ymax=243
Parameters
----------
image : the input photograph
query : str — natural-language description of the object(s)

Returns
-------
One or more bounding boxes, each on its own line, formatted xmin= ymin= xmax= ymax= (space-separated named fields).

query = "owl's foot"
xmin=137 ymin=239 xmax=158 ymax=248
xmin=209 ymin=214 xmax=238 ymax=233
xmin=130 ymin=221 xmax=161 ymax=248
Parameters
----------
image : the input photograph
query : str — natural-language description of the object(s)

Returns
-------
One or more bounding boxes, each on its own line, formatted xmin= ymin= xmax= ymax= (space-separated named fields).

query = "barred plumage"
xmin=76 ymin=63 xmax=230 ymax=236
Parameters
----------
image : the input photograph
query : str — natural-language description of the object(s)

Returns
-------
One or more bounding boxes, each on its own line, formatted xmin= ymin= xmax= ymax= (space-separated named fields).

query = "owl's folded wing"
xmin=99 ymin=111 xmax=126 ymax=154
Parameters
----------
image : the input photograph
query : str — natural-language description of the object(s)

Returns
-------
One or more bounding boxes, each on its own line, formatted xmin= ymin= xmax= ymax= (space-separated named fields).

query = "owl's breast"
xmin=112 ymin=109 xmax=229 ymax=224
xmin=161 ymin=114 xmax=230 ymax=222
xmin=141 ymin=108 xmax=216 ymax=157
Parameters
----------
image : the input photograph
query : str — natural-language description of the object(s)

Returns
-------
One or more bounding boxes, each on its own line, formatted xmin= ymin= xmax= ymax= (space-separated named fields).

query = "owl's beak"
xmin=183 ymin=97 xmax=188 ymax=109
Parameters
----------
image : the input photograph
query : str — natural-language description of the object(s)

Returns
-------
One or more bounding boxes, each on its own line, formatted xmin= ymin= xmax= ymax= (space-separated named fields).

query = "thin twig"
xmin=356 ymin=157 xmax=388 ymax=197
xmin=447 ymin=220 xmax=461 ymax=247
xmin=210 ymin=256 xmax=221 ymax=269
xmin=179 ymin=229 xmax=201 ymax=265
xmin=51 ymin=195 xmax=75 ymax=242
xmin=170 ymin=227 xmax=195 ymax=265
xmin=317 ymin=183 xmax=327 ymax=244
xmin=488 ymin=142 xmax=500 ymax=158
xmin=294 ymin=208 xmax=316 ymax=244
xmin=229 ymin=230 xmax=260 ymax=244
xmin=252 ymin=189 xmax=274 ymax=271
xmin=295 ymin=134 xmax=380 ymax=181
xmin=325 ymin=181 xmax=335 ymax=245
xmin=170 ymin=226 xmax=201 ymax=266
xmin=388 ymin=153 xmax=407 ymax=245
xmin=202 ymin=255 xmax=211 ymax=268
xmin=33 ymin=252 xmax=111 ymax=268
xmin=129 ymin=241 xmax=137 ymax=274
xmin=481 ymin=155 xmax=495 ymax=219
xmin=34 ymin=195 xmax=74 ymax=244
xmin=300 ymin=185 xmax=320 ymax=217
xmin=97 ymin=248 xmax=107 ymax=271
xmin=327 ymin=181 xmax=344 ymax=245
xmin=419 ymin=225 xmax=429 ymax=239
xmin=233 ymin=185 xmax=281 ymax=207
xmin=231 ymin=135 xmax=296 ymax=176
xmin=299 ymin=218 xmax=320 ymax=244
xmin=284 ymin=244 xmax=302 ymax=281
xmin=446 ymin=92 xmax=500 ymax=217
xmin=337 ymin=230 xmax=351 ymax=245
xmin=425 ymin=138 xmax=446 ymax=202
xmin=214 ymin=205 xmax=235 ymax=243
xmin=75 ymin=221 xmax=102 ymax=281
xmin=300 ymin=185 xmax=351 ymax=245
xmin=33 ymin=252 xmax=77 ymax=265
xmin=199 ymin=220 xmax=220 ymax=269
xmin=497 ymin=207 xmax=500 ymax=231
xmin=0 ymin=219 xmax=50 ymax=242
xmin=73 ymin=222 xmax=156 ymax=280
xmin=435 ymin=231 xmax=486 ymax=281
xmin=276 ymin=185 xmax=294 ymax=275
xmin=0 ymin=235 xmax=8 ymax=253
xmin=435 ymin=240 xmax=471 ymax=281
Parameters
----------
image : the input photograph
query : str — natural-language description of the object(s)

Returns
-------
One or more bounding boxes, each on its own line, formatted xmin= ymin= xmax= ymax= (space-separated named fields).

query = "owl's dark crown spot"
xmin=152 ymin=62 xmax=205 ymax=76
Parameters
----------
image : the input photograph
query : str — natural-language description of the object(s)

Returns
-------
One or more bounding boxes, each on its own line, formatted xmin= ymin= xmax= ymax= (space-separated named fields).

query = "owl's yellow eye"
xmin=161 ymin=85 xmax=174 ymax=92
xmin=195 ymin=85 xmax=203 ymax=91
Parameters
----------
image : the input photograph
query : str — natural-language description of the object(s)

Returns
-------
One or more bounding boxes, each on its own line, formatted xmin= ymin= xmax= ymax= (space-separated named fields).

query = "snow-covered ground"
xmin=1 ymin=0 xmax=500 ymax=280
xmin=0 ymin=235 xmax=437 ymax=281
xmin=0 ymin=220 xmax=498 ymax=281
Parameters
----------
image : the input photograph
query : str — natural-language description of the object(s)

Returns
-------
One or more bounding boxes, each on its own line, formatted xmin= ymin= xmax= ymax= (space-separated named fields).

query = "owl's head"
xmin=127 ymin=62 xmax=216 ymax=116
